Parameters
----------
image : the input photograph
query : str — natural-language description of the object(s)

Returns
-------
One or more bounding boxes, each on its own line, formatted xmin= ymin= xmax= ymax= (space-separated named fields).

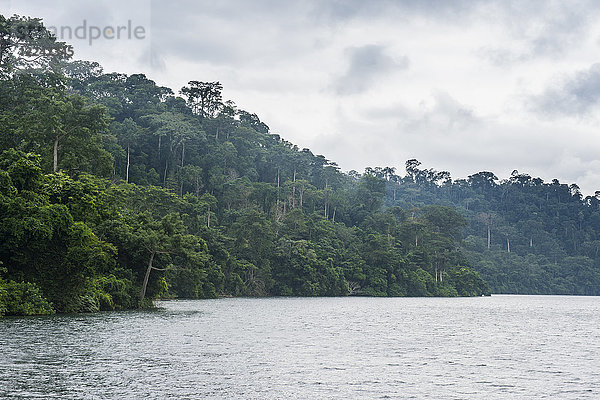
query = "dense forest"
xmin=2 ymin=15 xmax=598 ymax=315
xmin=385 ymin=161 xmax=600 ymax=295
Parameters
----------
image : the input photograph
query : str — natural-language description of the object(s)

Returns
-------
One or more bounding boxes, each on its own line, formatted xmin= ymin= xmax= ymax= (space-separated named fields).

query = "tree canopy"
xmin=15 ymin=13 xmax=600 ymax=314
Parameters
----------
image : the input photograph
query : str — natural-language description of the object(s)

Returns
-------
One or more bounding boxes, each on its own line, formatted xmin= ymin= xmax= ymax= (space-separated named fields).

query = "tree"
xmin=447 ymin=266 xmax=489 ymax=296
xmin=110 ymin=118 xmax=140 ymax=183
xmin=420 ymin=205 xmax=467 ymax=240
xmin=5 ymin=78 xmax=112 ymax=174
xmin=0 ymin=150 xmax=117 ymax=312
xmin=238 ymin=110 xmax=269 ymax=133
xmin=126 ymin=213 xmax=209 ymax=303
xmin=476 ymin=212 xmax=498 ymax=250
xmin=0 ymin=15 xmax=73 ymax=77
xmin=468 ymin=171 xmax=498 ymax=191
xmin=180 ymin=81 xmax=223 ymax=120
xmin=142 ymin=111 xmax=203 ymax=186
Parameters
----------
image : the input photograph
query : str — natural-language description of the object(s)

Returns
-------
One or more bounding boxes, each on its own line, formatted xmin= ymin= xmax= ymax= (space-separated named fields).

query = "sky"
xmin=4 ymin=0 xmax=600 ymax=194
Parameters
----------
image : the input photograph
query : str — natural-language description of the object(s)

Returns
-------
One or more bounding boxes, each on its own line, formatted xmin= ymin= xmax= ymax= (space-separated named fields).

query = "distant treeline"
xmin=382 ymin=161 xmax=600 ymax=295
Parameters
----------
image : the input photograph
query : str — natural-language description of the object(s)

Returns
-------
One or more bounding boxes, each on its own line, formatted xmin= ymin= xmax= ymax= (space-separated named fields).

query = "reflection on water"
xmin=1 ymin=296 xmax=600 ymax=399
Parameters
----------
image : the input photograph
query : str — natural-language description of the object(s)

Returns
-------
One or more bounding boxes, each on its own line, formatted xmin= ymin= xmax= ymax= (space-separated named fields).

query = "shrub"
xmin=0 ymin=279 xmax=55 ymax=316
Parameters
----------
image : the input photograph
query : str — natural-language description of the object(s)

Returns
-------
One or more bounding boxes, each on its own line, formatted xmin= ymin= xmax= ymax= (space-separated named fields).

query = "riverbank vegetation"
xmin=4 ymin=14 xmax=598 ymax=315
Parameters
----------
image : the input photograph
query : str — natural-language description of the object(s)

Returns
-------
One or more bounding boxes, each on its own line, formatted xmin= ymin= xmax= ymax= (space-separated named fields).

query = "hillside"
xmin=3 ymin=15 xmax=599 ymax=314
xmin=381 ymin=162 xmax=600 ymax=295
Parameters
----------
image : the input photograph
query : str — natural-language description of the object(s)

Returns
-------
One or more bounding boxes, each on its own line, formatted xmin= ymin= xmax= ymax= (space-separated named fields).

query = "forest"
xmin=2 ymin=15 xmax=598 ymax=316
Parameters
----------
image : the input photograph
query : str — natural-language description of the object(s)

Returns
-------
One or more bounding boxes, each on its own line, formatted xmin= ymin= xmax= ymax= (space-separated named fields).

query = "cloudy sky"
xmin=5 ymin=0 xmax=600 ymax=194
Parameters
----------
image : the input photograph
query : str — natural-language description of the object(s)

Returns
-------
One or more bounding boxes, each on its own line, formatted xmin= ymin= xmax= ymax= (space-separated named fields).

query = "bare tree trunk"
xmin=507 ymin=237 xmax=510 ymax=253
xmin=276 ymin=167 xmax=280 ymax=207
xmin=53 ymin=136 xmax=59 ymax=172
xmin=348 ymin=281 xmax=361 ymax=295
xmin=140 ymin=251 xmax=156 ymax=302
xmin=487 ymin=225 xmax=491 ymax=249
xmin=292 ymin=169 xmax=296 ymax=208
xmin=332 ymin=206 xmax=336 ymax=223
xmin=158 ymin=135 xmax=161 ymax=159
xmin=163 ymin=159 xmax=168 ymax=186
xmin=181 ymin=142 xmax=185 ymax=167
xmin=324 ymin=177 xmax=329 ymax=219
xmin=126 ymin=144 xmax=130 ymax=183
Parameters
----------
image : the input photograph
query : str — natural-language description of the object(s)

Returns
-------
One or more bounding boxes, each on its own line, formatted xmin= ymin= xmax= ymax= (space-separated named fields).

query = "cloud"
xmin=309 ymin=0 xmax=488 ymax=24
xmin=526 ymin=1 xmax=594 ymax=57
xmin=532 ymin=63 xmax=600 ymax=117
xmin=8 ymin=0 xmax=600 ymax=194
xmin=331 ymin=45 xmax=409 ymax=95
xmin=311 ymin=92 xmax=483 ymax=175
xmin=315 ymin=99 xmax=600 ymax=194
xmin=147 ymin=0 xmax=320 ymax=66
xmin=140 ymin=43 xmax=166 ymax=72
xmin=474 ymin=0 xmax=598 ymax=68
xmin=402 ymin=91 xmax=478 ymax=134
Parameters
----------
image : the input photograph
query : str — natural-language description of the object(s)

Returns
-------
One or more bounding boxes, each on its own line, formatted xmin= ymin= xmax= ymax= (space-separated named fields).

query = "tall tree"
xmin=180 ymin=81 xmax=223 ymax=120
xmin=0 ymin=15 xmax=73 ymax=77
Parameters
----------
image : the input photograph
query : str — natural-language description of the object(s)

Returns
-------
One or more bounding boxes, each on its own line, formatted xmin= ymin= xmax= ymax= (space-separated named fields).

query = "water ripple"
xmin=1 ymin=295 xmax=600 ymax=399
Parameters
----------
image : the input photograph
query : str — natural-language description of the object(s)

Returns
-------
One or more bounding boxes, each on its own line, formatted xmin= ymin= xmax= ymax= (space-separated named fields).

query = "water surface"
xmin=1 ymin=295 xmax=599 ymax=399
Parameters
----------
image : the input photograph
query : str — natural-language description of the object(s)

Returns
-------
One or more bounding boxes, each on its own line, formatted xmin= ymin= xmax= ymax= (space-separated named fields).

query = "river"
xmin=1 ymin=295 xmax=599 ymax=399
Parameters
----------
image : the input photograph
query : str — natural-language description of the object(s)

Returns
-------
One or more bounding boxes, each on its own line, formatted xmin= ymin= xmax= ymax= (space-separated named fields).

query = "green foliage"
xmin=5 ymin=13 xmax=560 ymax=318
xmin=406 ymin=268 xmax=434 ymax=297
xmin=446 ymin=266 xmax=489 ymax=297
xmin=0 ymin=15 xmax=72 ymax=77
xmin=0 ymin=278 xmax=55 ymax=316
xmin=434 ymin=282 xmax=458 ymax=297
xmin=0 ymin=150 xmax=117 ymax=312
xmin=92 ymin=273 xmax=135 ymax=311
xmin=386 ymin=160 xmax=600 ymax=295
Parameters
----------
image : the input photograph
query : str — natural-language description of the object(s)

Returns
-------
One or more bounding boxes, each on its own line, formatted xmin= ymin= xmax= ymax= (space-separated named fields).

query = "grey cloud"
xmin=308 ymin=0 xmax=396 ymax=24
xmin=147 ymin=0 xmax=482 ymax=67
xmin=316 ymin=102 xmax=600 ymax=193
xmin=148 ymin=0 xmax=314 ymax=66
xmin=528 ymin=2 xmax=593 ymax=57
xmin=361 ymin=103 xmax=411 ymax=121
xmin=403 ymin=92 xmax=478 ymax=133
xmin=332 ymin=45 xmax=408 ymax=95
xmin=477 ymin=0 xmax=598 ymax=66
xmin=11 ymin=0 xmax=600 ymax=195
xmin=309 ymin=0 xmax=486 ymax=24
xmin=139 ymin=43 xmax=166 ymax=72
xmin=532 ymin=63 xmax=600 ymax=117
xmin=145 ymin=0 xmax=595 ymax=73
xmin=312 ymin=92 xmax=481 ymax=177
xmin=476 ymin=47 xmax=523 ymax=67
